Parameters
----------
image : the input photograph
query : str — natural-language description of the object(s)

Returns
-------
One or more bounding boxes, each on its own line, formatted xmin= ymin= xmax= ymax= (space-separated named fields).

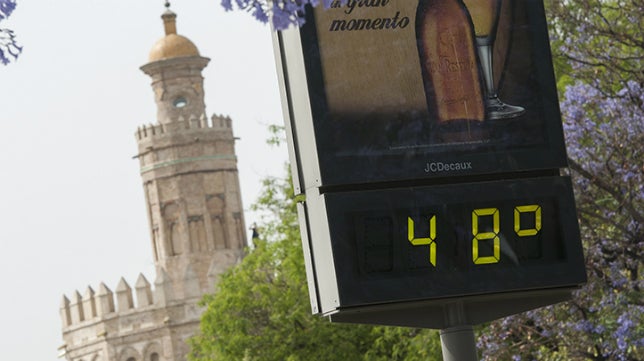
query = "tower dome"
xmin=148 ymin=10 xmax=200 ymax=62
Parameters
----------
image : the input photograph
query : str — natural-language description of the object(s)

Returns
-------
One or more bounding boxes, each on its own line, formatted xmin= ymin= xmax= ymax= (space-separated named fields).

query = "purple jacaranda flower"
xmin=0 ymin=0 xmax=20 ymax=65
xmin=0 ymin=0 xmax=17 ymax=20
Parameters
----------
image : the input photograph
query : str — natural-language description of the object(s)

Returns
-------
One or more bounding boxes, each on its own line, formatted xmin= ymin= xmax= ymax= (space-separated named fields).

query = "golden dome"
xmin=148 ymin=10 xmax=200 ymax=62
xmin=149 ymin=34 xmax=199 ymax=62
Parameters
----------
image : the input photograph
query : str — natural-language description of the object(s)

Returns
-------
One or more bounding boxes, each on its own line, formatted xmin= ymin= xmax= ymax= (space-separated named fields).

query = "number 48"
xmin=408 ymin=205 xmax=542 ymax=266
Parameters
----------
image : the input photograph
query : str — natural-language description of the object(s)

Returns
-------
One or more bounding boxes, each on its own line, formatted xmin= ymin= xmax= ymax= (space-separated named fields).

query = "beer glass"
xmin=462 ymin=0 xmax=525 ymax=119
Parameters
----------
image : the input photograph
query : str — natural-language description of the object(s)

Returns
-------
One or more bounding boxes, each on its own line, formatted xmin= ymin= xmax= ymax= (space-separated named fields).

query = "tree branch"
xmin=568 ymin=157 xmax=644 ymax=224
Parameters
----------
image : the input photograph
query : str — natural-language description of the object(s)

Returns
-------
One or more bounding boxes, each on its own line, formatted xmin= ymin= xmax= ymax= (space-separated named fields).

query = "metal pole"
xmin=440 ymin=302 xmax=478 ymax=361
xmin=440 ymin=325 xmax=479 ymax=361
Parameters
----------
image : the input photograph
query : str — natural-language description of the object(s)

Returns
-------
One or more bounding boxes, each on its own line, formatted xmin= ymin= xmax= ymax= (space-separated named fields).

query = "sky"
xmin=0 ymin=1 xmax=288 ymax=359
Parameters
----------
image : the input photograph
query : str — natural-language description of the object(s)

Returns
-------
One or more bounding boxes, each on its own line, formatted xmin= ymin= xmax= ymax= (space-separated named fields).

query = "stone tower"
xmin=138 ymin=7 xmax=246 ymax=299
xmin=59 ymin=7 xmax=246 ymax=361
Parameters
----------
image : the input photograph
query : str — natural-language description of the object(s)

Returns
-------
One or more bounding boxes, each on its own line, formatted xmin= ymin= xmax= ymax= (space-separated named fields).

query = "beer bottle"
xmin=416 ymin=0 xmax=486 ymax=142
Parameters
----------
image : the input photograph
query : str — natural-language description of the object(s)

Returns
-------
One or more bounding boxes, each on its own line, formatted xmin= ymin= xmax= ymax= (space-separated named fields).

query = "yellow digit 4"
xmin=408 ymin=215 xmax=437 ymax=266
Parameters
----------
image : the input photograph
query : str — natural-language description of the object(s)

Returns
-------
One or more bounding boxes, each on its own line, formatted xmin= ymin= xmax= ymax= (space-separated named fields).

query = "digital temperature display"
xmin=359 ymin=199 xmax=560 ymax=274
xmin=321 ymin=176 xmax=586 ymax=310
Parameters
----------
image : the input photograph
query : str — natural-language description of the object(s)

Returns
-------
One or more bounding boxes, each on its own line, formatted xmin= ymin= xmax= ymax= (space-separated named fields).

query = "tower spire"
xmin=161 ymin=2 xmax=178 ymax=36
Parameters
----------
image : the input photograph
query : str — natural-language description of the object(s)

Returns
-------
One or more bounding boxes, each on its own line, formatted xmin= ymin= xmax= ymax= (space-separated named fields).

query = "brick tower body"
xmin=59 ymin=9 xmax=246 ymax=361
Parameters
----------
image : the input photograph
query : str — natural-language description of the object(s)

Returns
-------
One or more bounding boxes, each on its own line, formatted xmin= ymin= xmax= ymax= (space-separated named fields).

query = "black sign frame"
xmin=272 ymin=0 xmax=586 ymax=324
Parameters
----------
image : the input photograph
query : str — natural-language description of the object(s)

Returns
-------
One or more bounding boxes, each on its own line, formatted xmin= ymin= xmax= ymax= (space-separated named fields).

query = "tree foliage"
xmin=478 ymin=1 xmax=644 ymax=360
xmin=0 ymin=0 xmax=21 ymax=65
xmin=545 ymin=0 xmax=643 ymax=98
xmin=189 ymin=168 xmax=443 ymax=361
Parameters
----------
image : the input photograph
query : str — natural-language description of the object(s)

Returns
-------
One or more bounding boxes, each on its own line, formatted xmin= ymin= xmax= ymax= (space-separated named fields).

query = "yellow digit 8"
xmin=408 ymin=215 xmax=437 ymax=266
xmin=472 ymin=208 xmax=500 ymax=264
xmin=514 ymin=205 xmax=542 ymax=236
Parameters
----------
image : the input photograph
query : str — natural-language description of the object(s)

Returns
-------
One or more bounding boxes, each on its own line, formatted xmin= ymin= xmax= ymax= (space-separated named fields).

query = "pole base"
xmin=440 ymin=325 xmax=479 ymax=361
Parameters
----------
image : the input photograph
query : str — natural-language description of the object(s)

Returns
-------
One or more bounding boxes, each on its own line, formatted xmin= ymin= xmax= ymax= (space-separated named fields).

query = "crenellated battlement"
xmin=59 ymin=264 xmax=208 ymax=332
xmin=58 ymin=252 xmax=239 ymax=360
xmin=135 ymin=113 xmax=233 ymax=142
xmin=58 ymin=267 xmax=209 ymax=361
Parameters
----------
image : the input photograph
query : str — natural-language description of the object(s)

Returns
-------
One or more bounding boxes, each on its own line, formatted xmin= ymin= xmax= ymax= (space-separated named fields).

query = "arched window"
xmin=150 ymin=353 xmax=159 ymax=361
xmin=119 ymin=347 xmax=140 ymax=361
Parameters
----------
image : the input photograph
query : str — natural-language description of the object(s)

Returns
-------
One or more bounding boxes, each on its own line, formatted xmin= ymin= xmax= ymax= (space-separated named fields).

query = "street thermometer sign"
xmin=272 ymin=0 xmax=586 ymax=328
